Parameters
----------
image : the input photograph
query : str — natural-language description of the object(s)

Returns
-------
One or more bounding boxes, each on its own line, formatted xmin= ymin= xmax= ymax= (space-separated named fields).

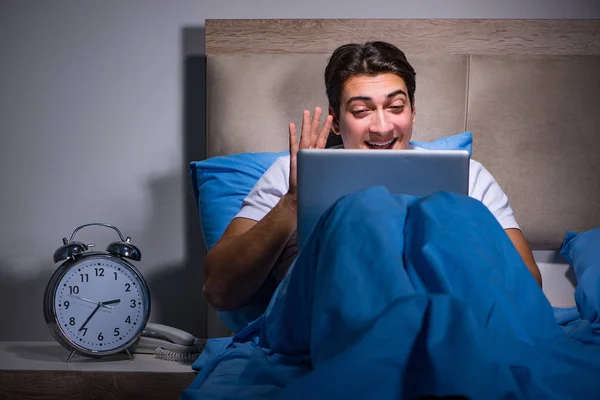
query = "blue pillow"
xmin=190 ymin=151 xmax=288 ymax=251
xmin=560 ymin=229 xmax=600 ymax=268
xmin=411 ymin=131 xmax=472 ymax=154
xmin=560 ymin=228 xmax=600 ymax=286
xmin=190 ymin=132 xmax=473 ymax=251
xmin=559 ymin=228 xmax=600 ymax=334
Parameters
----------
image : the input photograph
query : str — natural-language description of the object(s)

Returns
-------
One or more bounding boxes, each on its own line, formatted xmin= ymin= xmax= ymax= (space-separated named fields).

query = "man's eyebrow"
xmin=345 ymin=89 xmax=407 ymax=107
xmin=387 ymin=89 xmax=407 ymax=99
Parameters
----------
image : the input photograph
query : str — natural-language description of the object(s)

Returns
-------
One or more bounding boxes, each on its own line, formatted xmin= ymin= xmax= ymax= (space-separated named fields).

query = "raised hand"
xmin=287 ymin=107 xmax=333 ymax=204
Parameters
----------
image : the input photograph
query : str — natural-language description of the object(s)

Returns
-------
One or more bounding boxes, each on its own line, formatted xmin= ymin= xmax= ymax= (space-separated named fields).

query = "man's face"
xmin=330 ymin=73 xmax=416 ymax=150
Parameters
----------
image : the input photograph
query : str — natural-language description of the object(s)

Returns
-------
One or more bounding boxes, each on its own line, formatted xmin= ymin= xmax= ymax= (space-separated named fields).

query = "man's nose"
xmin=369 ymin=110 xmax=393 ymax=134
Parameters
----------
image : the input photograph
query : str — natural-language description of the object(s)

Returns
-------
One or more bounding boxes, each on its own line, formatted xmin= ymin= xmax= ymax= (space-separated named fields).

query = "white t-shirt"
xmin=235 ymin=150 xmax=521 ymax=231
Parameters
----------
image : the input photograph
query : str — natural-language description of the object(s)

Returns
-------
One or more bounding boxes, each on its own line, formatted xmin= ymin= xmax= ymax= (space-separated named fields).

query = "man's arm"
xmin=203 ymin=194 xmax=297 ymax=311
xmin=203 ymin=108 xmax=333 ymax=312
xmin=467 ymin=162 xmax=542 ymax=288
xmin=505 ymin=228 xmax=542 ymax=288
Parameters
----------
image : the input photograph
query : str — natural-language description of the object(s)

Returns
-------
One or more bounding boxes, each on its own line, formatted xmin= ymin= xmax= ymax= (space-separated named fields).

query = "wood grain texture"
xmin=206 ymin=19 xmax=600 ymax=55
xmin=0 ymin=370 xmax=196 ymax=400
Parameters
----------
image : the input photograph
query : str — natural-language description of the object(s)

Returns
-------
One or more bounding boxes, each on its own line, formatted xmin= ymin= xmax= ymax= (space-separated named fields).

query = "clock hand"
xmin=69 ymin=295 xmax=98 ymax=305
xmin=79 ymin=302 xmax=102 ymax=331
xmin=101 ymin=299 xmax=121 ymax=306
xmin=69 ymin=295 xmax=114 ymax=309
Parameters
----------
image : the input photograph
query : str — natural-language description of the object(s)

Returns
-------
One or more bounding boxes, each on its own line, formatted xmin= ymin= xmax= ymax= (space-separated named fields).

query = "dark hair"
xmin=324 ymin=41 xmax=416 ymax=119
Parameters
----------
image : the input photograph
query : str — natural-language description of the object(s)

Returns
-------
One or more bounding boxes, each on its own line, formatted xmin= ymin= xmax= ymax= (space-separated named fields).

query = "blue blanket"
xmin=182 ymin=188 xmax=600 ymax=400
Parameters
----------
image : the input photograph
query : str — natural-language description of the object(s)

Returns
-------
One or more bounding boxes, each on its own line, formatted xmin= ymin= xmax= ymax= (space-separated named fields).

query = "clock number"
xmin=98 ymin=332 xmax=104 ymax=341
xmin=114 ymin=328 xmax=120 ymax=336
xmin=125 ymin=316 xmax=131 ymax=324
xmin=69 ymin=317 xmax=75 ymax=326
xmin=64 ymin=301 xmax=70 ymax=309
xmin=81 ymin=328 xmax=88 ymax=336
xmin=68 ymin=286 xmax=79 ymax=295
xmin=94 ymin=267 xmax=105 ymax=277
xmin=114 ymin=272 xmax=118 ymax=280
xmin=130 ymin=299 xmax=136 ymax=308
xmin=80 ymin=273 xmax=89 ymax=282
xmin=125 ymin=283 xmax=131 ymax=292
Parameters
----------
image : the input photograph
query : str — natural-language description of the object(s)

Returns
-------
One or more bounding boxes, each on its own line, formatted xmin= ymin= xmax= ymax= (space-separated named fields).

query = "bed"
xmin=186 ymin=19 xmax=600 ymax=399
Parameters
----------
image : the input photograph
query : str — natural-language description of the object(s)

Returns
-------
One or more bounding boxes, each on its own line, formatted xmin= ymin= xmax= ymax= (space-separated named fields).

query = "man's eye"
xmin=351 ymin=110 xmax=368 ymax=116
xmin=389 ymin=105 xmax=404 ymax=111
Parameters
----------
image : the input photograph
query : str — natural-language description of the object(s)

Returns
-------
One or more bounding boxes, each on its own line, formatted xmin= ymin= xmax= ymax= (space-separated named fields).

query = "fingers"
xmin=299 ymin=107 xmax=330 ymax=149
xmin=316 ymin=115 xmax=334 ymax=149
xmin=309 ymin=107 xmax=323 ymax=142
xmin=289 ymin=122 xmax=298 ymax=192
xmin=289 ymin=108 xmax=329 ymax=195
xmin=300 ymin=109 xmax=311 ymax=149
xmin=289 ymin=122 xmax=299 ymax=155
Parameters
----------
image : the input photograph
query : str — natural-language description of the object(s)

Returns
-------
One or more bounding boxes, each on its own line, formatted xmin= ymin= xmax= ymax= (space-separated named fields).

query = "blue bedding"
xmin=182 ymin=188 xmax=600 ymax=400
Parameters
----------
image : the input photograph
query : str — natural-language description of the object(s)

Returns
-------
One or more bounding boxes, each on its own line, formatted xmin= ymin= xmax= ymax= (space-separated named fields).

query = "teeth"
xmin=366 ymin=139 xmax=394 ymax=147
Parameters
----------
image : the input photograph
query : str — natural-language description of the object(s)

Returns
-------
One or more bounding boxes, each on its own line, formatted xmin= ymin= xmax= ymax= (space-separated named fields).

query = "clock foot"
xmin=125 ymin=347 xmax=134 ymax=360
xmin=66 ymin=350 xmax=76 ymax=362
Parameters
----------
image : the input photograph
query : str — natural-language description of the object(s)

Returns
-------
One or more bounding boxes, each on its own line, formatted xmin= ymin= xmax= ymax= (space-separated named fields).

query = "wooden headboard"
xmin=204 ymin=19 xmax=600 ymax=250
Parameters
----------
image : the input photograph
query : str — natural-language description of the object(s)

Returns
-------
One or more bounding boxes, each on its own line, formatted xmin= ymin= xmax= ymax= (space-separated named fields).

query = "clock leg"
xmin=125 ymin=347 xmax=134 ymax=360
xmin=66 ymin=350 xmax=76 ymax=362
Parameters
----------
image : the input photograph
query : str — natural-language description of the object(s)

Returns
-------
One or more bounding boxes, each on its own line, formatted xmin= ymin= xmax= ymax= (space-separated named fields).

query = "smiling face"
xmin=330 ymin=73 xmax=416 ymax=150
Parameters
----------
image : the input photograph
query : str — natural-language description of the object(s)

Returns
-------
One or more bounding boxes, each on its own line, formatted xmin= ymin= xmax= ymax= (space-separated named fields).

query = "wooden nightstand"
xmin=0 ymin=341 xmax=197 ymax=399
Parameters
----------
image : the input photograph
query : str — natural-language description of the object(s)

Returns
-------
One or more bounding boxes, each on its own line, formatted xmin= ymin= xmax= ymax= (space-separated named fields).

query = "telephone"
xmin=132 ymin=322 xmax=205 ymax=363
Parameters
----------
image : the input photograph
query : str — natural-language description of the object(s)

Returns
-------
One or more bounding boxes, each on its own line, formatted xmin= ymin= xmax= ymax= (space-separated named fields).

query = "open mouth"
xmin=364 ymin=138 xmax=397 ymax=150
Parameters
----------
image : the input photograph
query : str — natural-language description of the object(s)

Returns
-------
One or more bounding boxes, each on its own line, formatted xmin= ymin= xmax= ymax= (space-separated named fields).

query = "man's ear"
xmin=411 ymin=98 xmax=416 ymax=124
xmin=328 ymin=106 xmax=341 ymax=135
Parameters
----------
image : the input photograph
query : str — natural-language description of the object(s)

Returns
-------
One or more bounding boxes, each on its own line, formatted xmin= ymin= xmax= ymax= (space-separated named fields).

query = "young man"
xmin=202 ymin=41 xmax=542 ymax=314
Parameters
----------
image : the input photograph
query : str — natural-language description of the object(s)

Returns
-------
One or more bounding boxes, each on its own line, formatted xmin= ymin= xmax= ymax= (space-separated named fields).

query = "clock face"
xmin=51 ymin=255 xmax=149 ymax=354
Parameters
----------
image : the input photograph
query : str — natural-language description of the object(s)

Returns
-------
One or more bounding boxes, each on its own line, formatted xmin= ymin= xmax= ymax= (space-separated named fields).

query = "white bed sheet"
xmin=534 ymin=250 xmax=576 ymax=308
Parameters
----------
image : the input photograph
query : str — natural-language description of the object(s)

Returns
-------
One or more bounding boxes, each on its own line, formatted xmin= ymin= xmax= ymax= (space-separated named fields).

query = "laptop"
xmin=296 ymin=148 xmax=470 ymax=247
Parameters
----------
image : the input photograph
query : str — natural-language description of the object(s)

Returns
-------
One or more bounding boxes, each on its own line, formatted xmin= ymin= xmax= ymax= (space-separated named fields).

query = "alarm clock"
xmin=43 ymin=223 xmax=151 ymax=361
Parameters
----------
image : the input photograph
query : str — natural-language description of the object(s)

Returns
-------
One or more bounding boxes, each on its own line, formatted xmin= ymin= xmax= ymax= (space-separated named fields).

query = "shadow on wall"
xmin=0 ymin=261 xmax=57 ymax=341
xmin=140 ymin=173 xmax=206 ymax=339
xmin=181 ymin=26 xmax=231 ymax=339
xmin=144 ymin=26 xmax=208 ymax=338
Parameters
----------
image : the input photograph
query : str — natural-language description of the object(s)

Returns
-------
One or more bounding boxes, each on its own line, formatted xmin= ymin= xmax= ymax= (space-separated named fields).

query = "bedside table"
xmin=0 ymin=341 xmax=197 ymax=399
